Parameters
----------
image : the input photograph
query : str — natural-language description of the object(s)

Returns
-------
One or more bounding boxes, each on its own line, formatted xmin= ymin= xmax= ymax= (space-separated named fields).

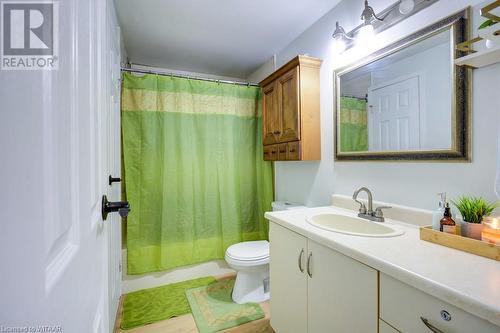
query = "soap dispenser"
xmin=432 ymin=192 xmax=447 ymax=230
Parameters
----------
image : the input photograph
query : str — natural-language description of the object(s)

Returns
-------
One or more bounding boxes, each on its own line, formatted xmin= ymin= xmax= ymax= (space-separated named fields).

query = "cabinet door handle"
xmin=273 ymin=130 xmax=281 ymax=135
xmin=306 ymin=252 xmax=312 ymax=278
xmin=420 ymin=317 xmax=445 ymax=333
xmin=297 ymin=249 xmax=304 ymax=273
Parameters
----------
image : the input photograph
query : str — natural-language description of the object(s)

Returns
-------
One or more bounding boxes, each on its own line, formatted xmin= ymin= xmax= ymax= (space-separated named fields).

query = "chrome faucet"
xmin=352 ymin=187 xmax=391 ymax=222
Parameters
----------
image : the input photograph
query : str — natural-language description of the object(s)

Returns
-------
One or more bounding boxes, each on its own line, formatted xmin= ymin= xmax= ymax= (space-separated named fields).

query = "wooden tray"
xmin=420 ymin=226 xmax=500 ymax=261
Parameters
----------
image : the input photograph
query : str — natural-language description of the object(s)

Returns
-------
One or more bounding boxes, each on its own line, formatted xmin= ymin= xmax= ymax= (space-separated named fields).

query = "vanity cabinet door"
xmin=269 ymin=223 xmax=308 ymax=333
xmin=307 ymin=240 xmax=378 ymax=333
xmin=262 ymin=82 xmax=280 ymax=145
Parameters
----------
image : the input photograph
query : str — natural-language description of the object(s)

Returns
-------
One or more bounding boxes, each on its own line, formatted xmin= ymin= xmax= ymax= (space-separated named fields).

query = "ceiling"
xmin=115 ymin=0 xmax=341 ymax=79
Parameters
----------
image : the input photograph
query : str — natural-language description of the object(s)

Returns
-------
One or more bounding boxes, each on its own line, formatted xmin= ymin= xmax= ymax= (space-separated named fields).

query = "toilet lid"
xmin=226 ymin=241 xmax=269 ymax=261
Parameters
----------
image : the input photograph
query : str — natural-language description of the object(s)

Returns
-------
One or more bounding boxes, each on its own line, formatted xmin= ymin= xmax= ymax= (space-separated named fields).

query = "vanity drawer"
xmin=380 ymin=273 xmax=499 ymax=333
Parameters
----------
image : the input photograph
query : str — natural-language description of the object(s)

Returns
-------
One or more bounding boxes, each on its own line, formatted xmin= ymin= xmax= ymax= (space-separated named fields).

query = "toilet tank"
xmin=271 ymin=201 xmax=306 ymax=211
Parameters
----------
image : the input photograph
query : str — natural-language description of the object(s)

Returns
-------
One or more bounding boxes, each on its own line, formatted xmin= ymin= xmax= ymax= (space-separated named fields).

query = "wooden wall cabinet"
xmin=260 ymin=55 xmax=322 ymax=161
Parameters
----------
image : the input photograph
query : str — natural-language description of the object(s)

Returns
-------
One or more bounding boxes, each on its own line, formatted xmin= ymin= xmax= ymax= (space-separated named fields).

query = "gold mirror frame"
xmin=334 ymin=9 xmax=471 ymax=162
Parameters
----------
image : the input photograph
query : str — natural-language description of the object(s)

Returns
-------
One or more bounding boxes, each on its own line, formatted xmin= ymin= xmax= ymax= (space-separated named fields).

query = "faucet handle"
xmin=374 ymin=206 xmax=392 ymax=218
xmin=354 ymin=200 xmax=367 ymax=214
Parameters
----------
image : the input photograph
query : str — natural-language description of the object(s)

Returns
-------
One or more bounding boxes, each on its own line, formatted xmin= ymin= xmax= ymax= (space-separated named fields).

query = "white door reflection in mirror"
xmin=368 ymin=75 xmax=420 ymax=151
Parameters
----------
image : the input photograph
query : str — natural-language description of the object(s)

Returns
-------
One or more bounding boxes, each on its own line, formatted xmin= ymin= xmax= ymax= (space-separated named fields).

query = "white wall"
xmin=249 ymin=0 xmax=500 ymax=209
xmin=247 ymin=56 xmax=276 ymax=83
xmin=130 ymin=63 xmax=246 ymax=82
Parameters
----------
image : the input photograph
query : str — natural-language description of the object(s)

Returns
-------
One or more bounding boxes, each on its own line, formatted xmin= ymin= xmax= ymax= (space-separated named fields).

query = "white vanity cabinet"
xmin=269 ymin=222 xmax=378 ymax=333
xmin=380 ymin=273 xmax=500 ymax=333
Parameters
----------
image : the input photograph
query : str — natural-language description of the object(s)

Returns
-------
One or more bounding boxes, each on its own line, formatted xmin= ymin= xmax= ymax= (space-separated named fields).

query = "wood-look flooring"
xmin=114 ymin=274 xmax=274 ymax=333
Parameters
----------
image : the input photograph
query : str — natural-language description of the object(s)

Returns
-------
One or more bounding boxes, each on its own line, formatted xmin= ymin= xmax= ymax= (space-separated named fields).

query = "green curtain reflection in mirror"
xmin=121 ymin=72 xmax=274 ymax=275
xmin=340 ymin=96 xmax=368 ymax=152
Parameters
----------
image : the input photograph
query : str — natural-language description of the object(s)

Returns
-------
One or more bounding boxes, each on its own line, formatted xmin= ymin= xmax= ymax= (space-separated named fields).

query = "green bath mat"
xmin=186 ymin=278 xmax=265 ymax=333
xmin=120 ymin=276 xmax=217 ymax=329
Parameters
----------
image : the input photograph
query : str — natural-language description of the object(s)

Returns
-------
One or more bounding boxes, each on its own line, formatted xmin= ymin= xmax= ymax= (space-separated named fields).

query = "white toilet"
xmin=225 ymin=201 xmax=305 ymax=304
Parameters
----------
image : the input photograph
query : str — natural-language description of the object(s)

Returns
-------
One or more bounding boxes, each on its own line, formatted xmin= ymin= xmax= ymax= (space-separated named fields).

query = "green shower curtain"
xmin=339 ymin=96 xmax=368 ymax=152
xmin=121 ymin=72 xmax=273 ymax=275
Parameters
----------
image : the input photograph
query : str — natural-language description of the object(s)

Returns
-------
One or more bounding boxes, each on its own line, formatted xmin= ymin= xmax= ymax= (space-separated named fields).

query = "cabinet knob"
xmin=440 ymin=310 xmax=451 ymax=321
xmin=289 ymin=148 xmax=295 ymax=153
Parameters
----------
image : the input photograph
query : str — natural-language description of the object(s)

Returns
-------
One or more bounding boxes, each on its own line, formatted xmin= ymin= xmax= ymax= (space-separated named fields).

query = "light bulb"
xmin=332 ymin=36 xmax=346 ymax=54
xmin=399 ymin=0 xmax=415 ymax=15
xmin=358 ymin=24 xmax=375 ymax=43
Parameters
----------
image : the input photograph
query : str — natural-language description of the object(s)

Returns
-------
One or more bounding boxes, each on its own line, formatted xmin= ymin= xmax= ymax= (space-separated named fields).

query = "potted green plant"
xmin=452 ymin=197 xmax=498 ymax=240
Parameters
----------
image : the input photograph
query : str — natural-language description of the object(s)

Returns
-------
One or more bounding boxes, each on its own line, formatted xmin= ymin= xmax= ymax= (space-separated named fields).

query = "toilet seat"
xmin=226 ymin=240 xmax=269 ymax=261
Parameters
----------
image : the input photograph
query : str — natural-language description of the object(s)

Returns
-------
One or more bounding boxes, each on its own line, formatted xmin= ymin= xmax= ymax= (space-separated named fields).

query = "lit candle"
xmin=482 ymin=217 xmax=500 ymax=245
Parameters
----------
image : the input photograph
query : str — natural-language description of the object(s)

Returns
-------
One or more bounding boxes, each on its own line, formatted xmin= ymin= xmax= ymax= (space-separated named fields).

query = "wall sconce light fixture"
xmin=332 ymin=21 xmax=354 ymax=53
xmin=359 ymin=0 xmax=385 ymax=41
xmin=399 ymin=0 xmax=416 ymax=15
xmin=332 ymin=0 xmax=437 ymax=54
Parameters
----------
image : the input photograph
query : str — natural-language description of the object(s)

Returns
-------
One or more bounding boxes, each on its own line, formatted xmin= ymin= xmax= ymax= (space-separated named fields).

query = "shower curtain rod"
xmin=120 ymin=66 xmax=260 ymax=87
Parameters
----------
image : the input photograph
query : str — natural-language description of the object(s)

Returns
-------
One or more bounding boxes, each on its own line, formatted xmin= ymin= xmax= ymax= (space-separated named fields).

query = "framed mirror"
xmin=334 ymin=10 xmax=471 ymax=161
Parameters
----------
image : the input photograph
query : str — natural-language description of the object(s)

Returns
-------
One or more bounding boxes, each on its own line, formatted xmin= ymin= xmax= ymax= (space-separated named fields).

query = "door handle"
xmin=306 ymin=252 xmax=312 ymax=278
xmin=101 ymin=195 xmax=130 ymax=220
xmin=108 ymin=175 xmax=121 ymax=186
xmin=297 ymin=249 xmax=304 ymax=273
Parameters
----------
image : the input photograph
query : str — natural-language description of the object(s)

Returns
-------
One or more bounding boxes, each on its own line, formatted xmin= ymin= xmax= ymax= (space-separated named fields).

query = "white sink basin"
xmin=307 ymin=213 xmax=404 ymax=237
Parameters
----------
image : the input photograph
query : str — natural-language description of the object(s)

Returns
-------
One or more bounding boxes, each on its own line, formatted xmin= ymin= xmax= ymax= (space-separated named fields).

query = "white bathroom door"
xmin=368 ymin=76 xmax=420 ymax=151
xmin=0 ymin=0 xmax=121 ymax=332
xmin=107 ymin=21 xmax=124 ymax=333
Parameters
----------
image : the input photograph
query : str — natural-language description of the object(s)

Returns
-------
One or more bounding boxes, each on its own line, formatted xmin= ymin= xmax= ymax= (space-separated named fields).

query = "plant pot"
xmin=459 ymin=219 xmax=484 ymax=240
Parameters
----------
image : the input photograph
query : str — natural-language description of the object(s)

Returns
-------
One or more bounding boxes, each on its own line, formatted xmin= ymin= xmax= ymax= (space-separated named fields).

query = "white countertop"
xmin=265 ymin=206 xmax=500 ymax=327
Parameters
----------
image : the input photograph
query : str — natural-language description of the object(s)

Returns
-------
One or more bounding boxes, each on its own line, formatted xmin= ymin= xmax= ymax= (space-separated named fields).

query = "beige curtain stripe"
xmin=340 ymin=109 xmax=368 ymax=126
xmin=122 ymin=88 xmax=260 ymax=117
